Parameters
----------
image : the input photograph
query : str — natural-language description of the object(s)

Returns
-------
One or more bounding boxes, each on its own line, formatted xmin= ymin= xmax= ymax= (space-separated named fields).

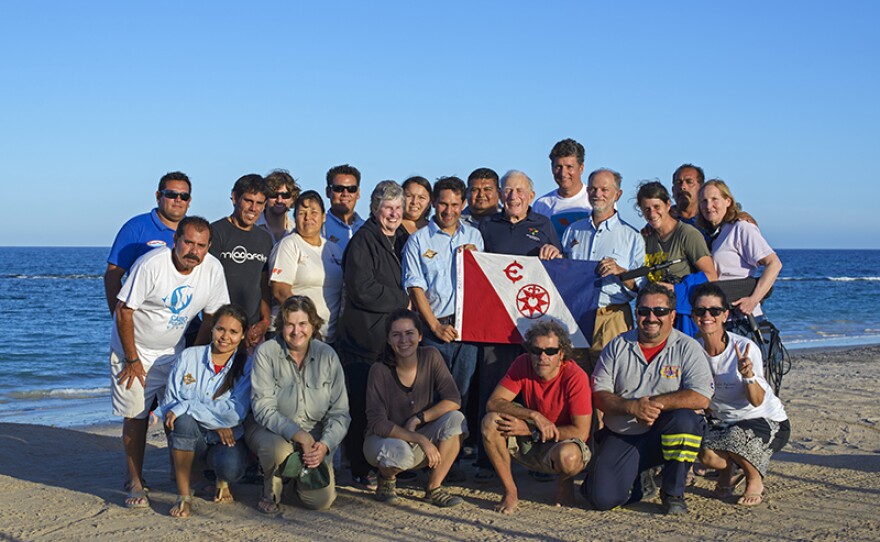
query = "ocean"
xmin=0 ymin=247 xmax=878 ymax=428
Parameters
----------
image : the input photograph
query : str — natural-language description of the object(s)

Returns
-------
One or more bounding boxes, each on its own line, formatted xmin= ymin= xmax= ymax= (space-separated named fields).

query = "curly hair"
xmin=524 ymin=320 xmax=573 ymax=361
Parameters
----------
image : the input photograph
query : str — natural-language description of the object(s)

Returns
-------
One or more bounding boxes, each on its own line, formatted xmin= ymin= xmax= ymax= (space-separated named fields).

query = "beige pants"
xmin=244 ymin=421 xmax=336 ymax=510
xmin=586 ymin=304 xmax=634 ymax=373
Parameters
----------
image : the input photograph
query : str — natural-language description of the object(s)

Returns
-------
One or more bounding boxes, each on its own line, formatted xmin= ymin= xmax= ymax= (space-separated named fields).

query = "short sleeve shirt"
xmin=499 ymin=353 xmax=592 ymax=427
xmin=643 ymin=221 xmax=711 ymax=282
xmin=592 ymin=328 xmax=714 ymax=435
xmin=107 ymin=209 xmax=176 ymax=271
xmin=269 ymin=234 xmax=344 ymax=342
xmin=110 ymin=248 xmax=230 ymax=359
xmin=209 ymin=218 xmax=274 ymax=326
xmin=531 ymin=184 xmax=593 ymax=239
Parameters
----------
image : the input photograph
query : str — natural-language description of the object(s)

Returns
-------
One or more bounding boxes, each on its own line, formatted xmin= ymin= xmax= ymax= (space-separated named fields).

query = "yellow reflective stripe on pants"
xmin=660 ymin=433 xmax=702 ymax=462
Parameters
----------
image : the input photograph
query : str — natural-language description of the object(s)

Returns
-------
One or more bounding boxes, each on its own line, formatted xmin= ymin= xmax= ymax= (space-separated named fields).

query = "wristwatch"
xmin=416 ymin=411 xmax=426 ymax=424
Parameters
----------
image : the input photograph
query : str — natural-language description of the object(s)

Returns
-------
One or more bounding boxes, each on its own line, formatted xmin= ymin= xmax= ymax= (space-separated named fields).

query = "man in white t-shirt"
xmin=532 ymin=138 xmax=592 ymax=238
xmin=111 ymin=216 xmax=230 ymax=509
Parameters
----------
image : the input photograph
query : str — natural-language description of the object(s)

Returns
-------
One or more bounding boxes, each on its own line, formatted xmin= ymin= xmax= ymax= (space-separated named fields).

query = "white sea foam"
xmin=778 ymin=276 xmax=880 ymax=282
xmin=7 ymin=387 xmax=110 ymax=400
xmin=3 ymin=273 xmax=102 ymax=280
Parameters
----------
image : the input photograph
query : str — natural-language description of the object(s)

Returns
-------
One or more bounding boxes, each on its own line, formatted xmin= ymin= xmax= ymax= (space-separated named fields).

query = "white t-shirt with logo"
xmin=111 ymin=247 xmax=230 ymax=362
xmin=269 ymin=234 xmax=344 ymax=342
xmin=532 ymin=184 xmax=593 ymax=238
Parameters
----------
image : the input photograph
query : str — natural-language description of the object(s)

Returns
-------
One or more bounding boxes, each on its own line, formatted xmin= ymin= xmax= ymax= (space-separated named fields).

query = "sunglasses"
xmin=270 ymin=191 xmax=293 ymax=199
xmin=160 ymin=189 xmax=191 ymax=201
xmin=636 ymin=306 xmax=673 ymax=317
xmin=330 ymin=185 xmax=358 ymax=193
xmin=528 ymin=346 xmax=560 ymax=356
xmin=693 ymin=306 xmax=727 ymax=317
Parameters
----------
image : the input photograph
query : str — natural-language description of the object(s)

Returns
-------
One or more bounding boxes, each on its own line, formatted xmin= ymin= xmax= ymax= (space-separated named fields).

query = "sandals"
xmin=375 ymin=477 xmax=399 ymax=504
xmin=426 ymin=486 xmax=463 ymax=508
xmin=214 ymin=481 xmax=234 ymax=503
xmin=125 ymin=488 xmax=150 ymax=509
xmin=169 ymin=495 xmax=192 ymax=518
xmin=257 ymin=497 xmax=281 ymax=516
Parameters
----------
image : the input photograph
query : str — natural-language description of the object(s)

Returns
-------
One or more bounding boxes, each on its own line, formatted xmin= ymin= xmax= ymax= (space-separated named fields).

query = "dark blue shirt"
xmin=478 ymin=209 xmax=561 ymax=256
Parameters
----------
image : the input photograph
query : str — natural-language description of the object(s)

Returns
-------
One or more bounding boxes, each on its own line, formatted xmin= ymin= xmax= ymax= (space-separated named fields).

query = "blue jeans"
xmin=168 ymin=413 xmax=247 ymax=483
xmin=422 ymin=332 xmax=478 ymax=403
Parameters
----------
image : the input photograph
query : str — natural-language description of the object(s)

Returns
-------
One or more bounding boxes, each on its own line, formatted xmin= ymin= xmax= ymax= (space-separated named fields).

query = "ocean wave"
xmin=2 ymin=273 xmax=102 ymax=280
xmin=6 ymin=387 xmax=110 ymax=400
xmin=778 ymin=276 xmax=880 ymax=282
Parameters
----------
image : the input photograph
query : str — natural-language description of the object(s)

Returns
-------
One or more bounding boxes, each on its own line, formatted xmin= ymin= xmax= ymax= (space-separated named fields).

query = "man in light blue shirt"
xmin=323 ymin=164 xmax=365 ymax=252
xmin=561 ymin=168 xmax=645 ymax=370
xmin=403 ymin=176 xmax=484 ymax=400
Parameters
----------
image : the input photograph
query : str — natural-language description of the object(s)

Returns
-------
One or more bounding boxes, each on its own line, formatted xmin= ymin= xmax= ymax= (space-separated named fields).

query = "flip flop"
xmin=169 ymin=495 xmax=192 ymax=518
xmin=125 ymin=488 xmax=150 ymax=509
xmin=257 ymin=498 xmax=281 ymax=517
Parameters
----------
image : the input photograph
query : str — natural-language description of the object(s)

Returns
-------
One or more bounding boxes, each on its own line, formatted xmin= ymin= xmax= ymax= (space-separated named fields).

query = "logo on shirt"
xmin=163 ymin=285 xmax=193 ymax=315
xmin=661 ymin=366 xmax=681 ymax=379
xmin=568 ymin=238 xmax=580 ymax=248
xmin=526 ymin=228 xmax=541 ymax=242
xmin=272 ymin=268 xmax=283 ymax=275
xmin=423 ymin=249 xmax=438 ymax=259
xmin=182 ymin=373 xmax=196 ymax=385
xmin=328 ymin=235 xmax=340 ymax=244
xmin=146 ymin=240 xmax=167 ymax=248
xmin=220 ymin=245 xmax=268 ymax=265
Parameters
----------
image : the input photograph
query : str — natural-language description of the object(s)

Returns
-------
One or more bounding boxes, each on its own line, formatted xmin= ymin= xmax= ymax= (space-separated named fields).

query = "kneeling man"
xmin=482 ymin=320 xmax=592 ymax=513
xmin=584 ymin=283 xmax=713 ymax=515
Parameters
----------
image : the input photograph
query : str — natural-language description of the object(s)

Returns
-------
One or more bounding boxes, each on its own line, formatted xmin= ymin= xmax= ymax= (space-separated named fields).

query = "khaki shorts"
xmin=110 ymin=349 xmax=176 ymax=419
xmin=507 ymin=436 xmax=591 ymax=474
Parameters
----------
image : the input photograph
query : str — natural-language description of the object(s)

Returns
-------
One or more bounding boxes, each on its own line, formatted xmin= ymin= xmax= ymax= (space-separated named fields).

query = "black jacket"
xmin=338 ymin=216 xmax=409 ymax=361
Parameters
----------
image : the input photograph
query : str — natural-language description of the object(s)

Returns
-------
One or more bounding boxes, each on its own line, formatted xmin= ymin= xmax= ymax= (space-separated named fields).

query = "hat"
xmin=278 ymin=451 xmax=331 ymax=491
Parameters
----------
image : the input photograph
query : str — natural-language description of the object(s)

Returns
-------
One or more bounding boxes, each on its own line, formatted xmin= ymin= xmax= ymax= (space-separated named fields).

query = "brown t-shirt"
xmin=365 ymin=347 xmax=461 ymax=438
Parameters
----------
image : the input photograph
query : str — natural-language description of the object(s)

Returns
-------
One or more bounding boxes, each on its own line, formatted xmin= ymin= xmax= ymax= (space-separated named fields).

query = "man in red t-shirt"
xmin=481 ymin=320 xmax=592 ymax=514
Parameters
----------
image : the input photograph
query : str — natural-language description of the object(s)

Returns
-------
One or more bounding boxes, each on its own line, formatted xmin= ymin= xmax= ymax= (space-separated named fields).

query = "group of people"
xmin=104 ymin=137 xmax=790 ymax=518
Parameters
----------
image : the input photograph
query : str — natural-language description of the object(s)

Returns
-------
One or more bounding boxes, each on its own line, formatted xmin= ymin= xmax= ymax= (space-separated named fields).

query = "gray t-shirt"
xmin=592 ymin=328 xmax=714 ymax=435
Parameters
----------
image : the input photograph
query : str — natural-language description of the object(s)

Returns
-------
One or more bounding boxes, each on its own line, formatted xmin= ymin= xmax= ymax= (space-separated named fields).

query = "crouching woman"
xmin=364 ymin=308 xmax=467 ymax=508
xmin=161 ymin=304 xmax=253 ymax=518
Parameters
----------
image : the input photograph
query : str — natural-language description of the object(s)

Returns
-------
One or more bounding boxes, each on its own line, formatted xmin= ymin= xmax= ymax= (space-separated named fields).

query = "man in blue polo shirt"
xmin=323 ymin=164 xmax=365 ymax=252
xmin=403 ymin=176 xmax=484 ymax=400
xmin=561 ymin=168 xmax=645 ymax=371
xmin=103 ymin=171 xmax=192 ymax=314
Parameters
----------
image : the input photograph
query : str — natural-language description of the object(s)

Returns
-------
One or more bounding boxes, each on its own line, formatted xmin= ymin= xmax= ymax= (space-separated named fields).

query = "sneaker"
xmin=661 ymin=492 xmax=688 ymax=515
xmin=375 ymin=477 xmax=398 ymax=504
xmin=353 ymin=472 xmax=378 ymax=491
xmin=426 ymin=486 xmax=463 ymax=508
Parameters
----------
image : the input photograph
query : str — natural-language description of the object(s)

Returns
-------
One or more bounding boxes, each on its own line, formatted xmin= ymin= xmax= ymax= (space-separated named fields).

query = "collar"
xmin=150 ymin=208 xmax=176 ymax=232
xmin=427 ymin=217 xmax=464 ymax=237
xmin=588 ymin=211 xmax=621 ymax=232
xmin=327 ymin=210 xmax=363 ymax=228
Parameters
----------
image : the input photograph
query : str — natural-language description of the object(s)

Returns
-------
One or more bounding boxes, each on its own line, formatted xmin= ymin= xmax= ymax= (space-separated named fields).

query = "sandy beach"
xmin=1 ymin=345 xmax=878 ymax=542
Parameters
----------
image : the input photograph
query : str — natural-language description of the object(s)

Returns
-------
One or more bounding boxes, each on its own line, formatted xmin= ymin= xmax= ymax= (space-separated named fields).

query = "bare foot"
xmin=494 ymin=493 xmax=518 ymax=514
xmin=169 ymin=495 xmax=192 ymax=518
xmin=555 ymin=478 xmax=575 ymax=507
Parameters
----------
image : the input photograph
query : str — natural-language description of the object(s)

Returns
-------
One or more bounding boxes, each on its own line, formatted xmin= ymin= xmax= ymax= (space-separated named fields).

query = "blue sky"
xmin=2 ymin=2 xmax=877 ymax=248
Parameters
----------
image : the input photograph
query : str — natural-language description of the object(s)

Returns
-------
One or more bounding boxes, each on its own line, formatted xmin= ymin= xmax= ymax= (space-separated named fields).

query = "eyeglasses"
xmin=528 ymin=346 xmax=560 ymax=356
xmin=636 ymin=306 xmax=674 ymax=317
xmin=160 ymin=189 xmax=191 ymax=201
xmin=693 ymin=306 xmax=727 ymax=317
xmin=271 ymin=191 xmax=293 ymax=199
xmin=330 ymin=185 xmax=358 ymax=194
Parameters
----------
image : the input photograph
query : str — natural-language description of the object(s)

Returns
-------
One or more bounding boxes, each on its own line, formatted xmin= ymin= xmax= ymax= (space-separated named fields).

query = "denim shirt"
xmin=402 ymin=219 xmax=484 ymax=319
xmin=250 ymin=337 xmax=351 ymax=450
xmin=160 ymin=345 xmax=252 ymax=440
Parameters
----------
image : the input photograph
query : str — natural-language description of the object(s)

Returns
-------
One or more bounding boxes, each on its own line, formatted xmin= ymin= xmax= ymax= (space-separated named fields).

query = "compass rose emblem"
xmin=516 ymin=284 xmax=550 ymax=318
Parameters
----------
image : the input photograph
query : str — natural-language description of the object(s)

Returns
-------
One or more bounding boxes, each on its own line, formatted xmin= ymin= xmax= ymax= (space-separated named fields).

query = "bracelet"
xmin=743 ymin=376 xmax=757 ymax=385
xmin=416 ymin=411 xmax=426 ymax=424
xmin=124 ymin=357 xmax=140 ymax=365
